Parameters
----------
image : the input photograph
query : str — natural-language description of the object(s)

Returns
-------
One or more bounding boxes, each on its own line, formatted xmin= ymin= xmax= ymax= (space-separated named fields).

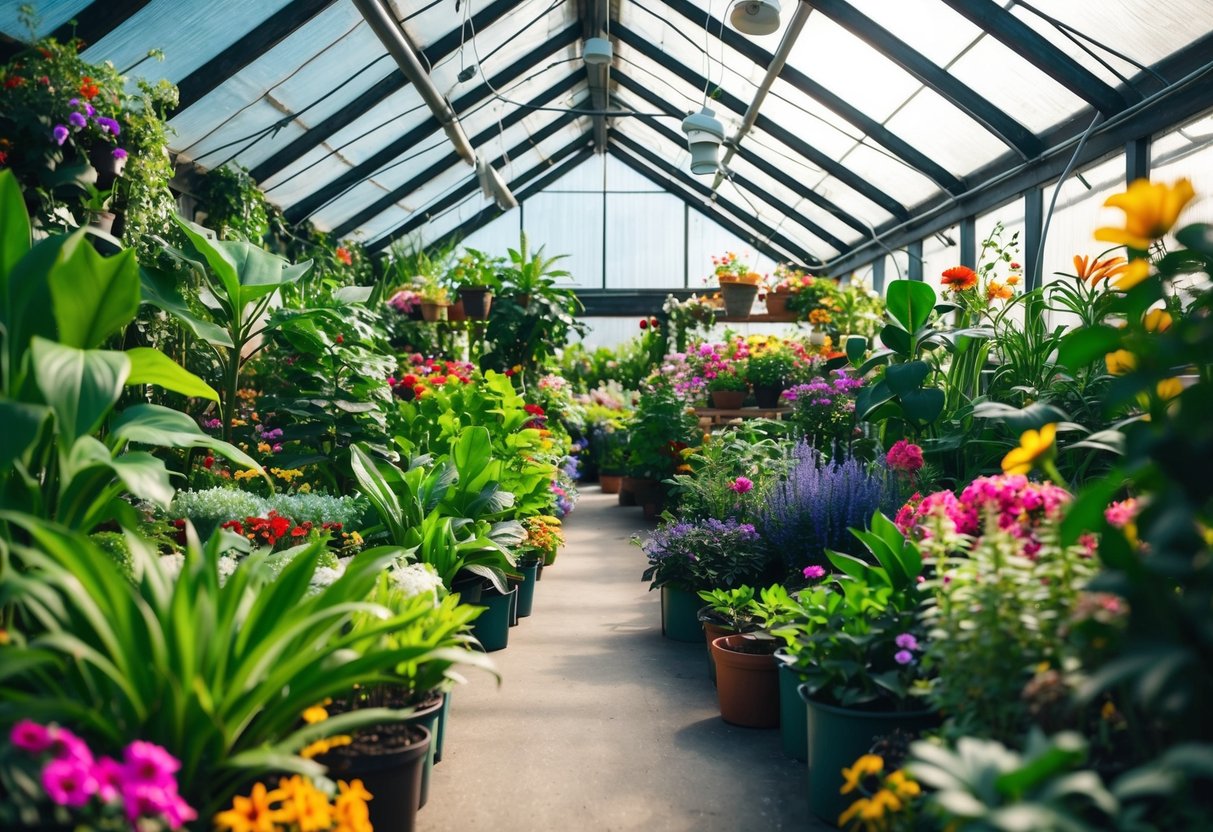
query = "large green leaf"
xmin=31 ymin=338 xmax=129 ymax=443
xmin=139 ymin=266 xmax=234 ymax=348
xmin=0 ymin=400 xmax=50 ymax=469
xmin=65 ymin=436 xmax=174 ymax=509
xmin=172 ymin=216 xmax=242 ymax=312
xmin=885 ymin=280 xmax=937 ymax=333
xmin=0 ymin=169 xmax=30 ymax=290
xmin=885 ymin=360 xmax=930 ymax=395
xmin=109 ymin=404 xmax=262 ymax=471
xmin=47 ymin=234 xmax=139 ymax=349
xmin=126 ymin=348 xmax=218 ymax=400
xmin=900 ymin=387 xmax=945 ymax=425
xmin=1057 ymin=325 xmax=1122 ymax=371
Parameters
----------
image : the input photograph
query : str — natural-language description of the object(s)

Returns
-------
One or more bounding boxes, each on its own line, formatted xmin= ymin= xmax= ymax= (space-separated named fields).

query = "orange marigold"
xmin=987 ymin=280 xmax=1012 ymax=301
xmin=940 ymin=266 xmax=978 ymax=291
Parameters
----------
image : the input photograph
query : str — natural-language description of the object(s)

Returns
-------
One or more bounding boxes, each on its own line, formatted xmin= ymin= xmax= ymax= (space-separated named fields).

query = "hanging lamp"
xmin=583 ymin=37 xmax=613 ymax=66
xmin=681 ymin=107 xmax=726 ymax=174
xmin=730 ymin=0 xmax=781 ymax=36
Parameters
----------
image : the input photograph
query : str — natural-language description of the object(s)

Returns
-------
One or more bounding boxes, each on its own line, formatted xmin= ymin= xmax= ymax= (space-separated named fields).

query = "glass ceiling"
xmin=2 ymin=0 xmax=1210 ymax=269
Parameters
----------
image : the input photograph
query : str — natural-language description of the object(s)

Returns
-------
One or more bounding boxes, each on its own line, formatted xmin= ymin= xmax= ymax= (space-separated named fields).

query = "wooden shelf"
xmin=694 ymin=406 xmax=792 ymax=428
xmin=706 ymin=312 xmax=804 ymax=323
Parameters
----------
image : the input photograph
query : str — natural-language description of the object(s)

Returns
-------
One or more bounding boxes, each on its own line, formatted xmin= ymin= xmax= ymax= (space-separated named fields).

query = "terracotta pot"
xmin=711 ymin=633 xmax=780 ymax=728
xmin=599 ymin=473 xmax=622 ymax=494
xmin=618 ymin=476 xmax=638 ymax=506
xmin=458 ymin=286 xmax=494 ymax=319
xmin=710 ymin=389 xmax=746 ymax=409
xmin=699 ymin=608 xmax=739 ymax=684
xmin=765 ymin=292 xmax=791 ymax=316
xmin=447 ymin=299 xmax=467 ymax=322
xmin=629 ymin=477 xmax=664 ymax=507
xmin=419 ymin=301 xmax=448 ymax=322
xmin=719 ymin=282 xmax=759 ymax=318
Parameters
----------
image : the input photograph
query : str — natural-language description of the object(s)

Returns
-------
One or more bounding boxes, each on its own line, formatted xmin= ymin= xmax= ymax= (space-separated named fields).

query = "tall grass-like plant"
xmin=758 ymin=441 xmax=897 ymax=577
xmin=0 ymin=515 xmax=440 ymax=817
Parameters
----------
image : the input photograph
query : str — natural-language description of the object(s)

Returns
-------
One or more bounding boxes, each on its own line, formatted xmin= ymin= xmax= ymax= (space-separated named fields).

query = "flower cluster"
xmin=885 ymin=440 xmax=924 ymax=475
xmin=52 ymin=94 xmax=126 ymax=159
xmin=389 ymin=562 xmax=446 ymax=600
xmin=782 ymin=371 xmax=864 ymax=447
xmin=838 ymin=753 xmax=921 ymax=832
xmin=638 ymin=517 xmax=769 ymax=592
xmin=9 ymin=720 xmax=195 ymax=829
xmin=387 ymin=288 xmax=421 ymax=315
xmin=219 ymin=511 xmax=344 ymax=548
xmin=709 ymin=251 xmax=763 ymax=284
xmin=895 ymin=474 xmax=1072 ymax=558
xmin=214 ymin=775 xmax=372 ymax=832
xmin=522 ymin=515 xmax=565 ymax=564
xmin=388 ymin=355 xmax=475 ymax=400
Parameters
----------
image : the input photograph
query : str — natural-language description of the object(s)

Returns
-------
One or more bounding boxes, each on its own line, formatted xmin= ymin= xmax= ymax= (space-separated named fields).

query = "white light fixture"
xmin=681 ymin=107 xmax=726 ymax=175
xmin=730 ymin=0 xmax=781 ymax=36
xmin=583 ymin=37 xmax=613 ymax=66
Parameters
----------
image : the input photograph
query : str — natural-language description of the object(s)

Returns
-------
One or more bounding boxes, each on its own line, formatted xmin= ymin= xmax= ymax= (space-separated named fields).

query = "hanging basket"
xmin=720 ymin=282 xmax=759 ymax=318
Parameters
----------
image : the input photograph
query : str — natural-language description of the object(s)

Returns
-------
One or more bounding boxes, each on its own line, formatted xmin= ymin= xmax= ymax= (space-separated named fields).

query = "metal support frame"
xmin=960 ymin=217 xmax=977 ymax=269
xmin=801 ymin=0 xmax=1041 ymax=158
xmin=330 ymin=76 xmax=580 ymax=236
xmin=1126 ymin=137 xmax=1151 ymax=184
xmin=581 ymin=0 xmax=610 ymax=152
xmin=870 ymin=258 xmax=886 ymax=293
xmin=614 ymin=22 xmax=910 ymax=221
xmin=0 ymin=0 xmax=149 ymax=61
xmin=248 ymin=0 xmax=540 ymax=182
xmin=938 ymin=0 xmax=1132 ymax=115
xmin=284 ymin=27 xmax=579 ymax=224
xmin=575 ymin=289 xmax=699 ymax=317
xmin=174 ymin=0 xmax=336 ymax=113
xmin=1023 ymin=186 xmax=1044 ymax=291
xmin=611 ymin=132 xmax=820 ymax=266
xmin=907 ymin=240 xmax=924 ymax=281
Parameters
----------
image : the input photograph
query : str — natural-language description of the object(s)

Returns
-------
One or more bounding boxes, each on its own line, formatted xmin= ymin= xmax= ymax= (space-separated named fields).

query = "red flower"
xmin=79 ymin=76 xmax=99 ymax=99
xmin=221 ymin=520 xmax=244 ymax=536
xmin=335 ymin=334 xmax=344 ymax=344
xmin=649 ymin=317 xmax=660 ymax=328
xmin=203 ymin=455 xmax=214 ymax=469
xmin=335 ymin=246 xmax=352 ymax=266
xmin=524 ymin=404 xmax=546 ymax=417
xmin=940 ymin=266 xmax=978 ymax=291
xmin=0 ymin=151 xmax=7 ymax=166
xmin=639 ymin=319 xmax=648 ymax=330
xmin=4 ymin=77 xmax=25 ymax=89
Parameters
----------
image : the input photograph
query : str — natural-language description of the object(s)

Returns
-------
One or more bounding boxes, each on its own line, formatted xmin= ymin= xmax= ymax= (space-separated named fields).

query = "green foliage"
xmin=745 ymin=350 xmax=796 ymax=387
xmin=196 ymin=165 xmax=270 ymax=242
xmin=624 ymin=378 xmax=699 ymax=480
xmin=667 ymin=427 xmax=788 ymax=522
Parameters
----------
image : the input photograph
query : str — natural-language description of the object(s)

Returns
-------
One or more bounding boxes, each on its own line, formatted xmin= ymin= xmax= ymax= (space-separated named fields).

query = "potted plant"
xmin=635 ymin=518 xmax=771 ymax=643
xmin=82 ymin=182 xmax=116 ymax=234
xmin=698 ymin=584 xmax=796 ymax=681
xmin=450 ymin=247 xmax=503 ymax=319
xmin=746 ymin=349 xmax=797 ymax=408
xmin=597 ymin=427 xmax=629 ymax=495
xmin=623 ymin=378 xmax=698 ymax=517
xmin=707 ymin=364 xmax=750 ymax=409
xmin=711 ymin=251 xmax=764 ymax=318
xmin=500 ymin=230 xmax=571 ymax=308
xmin=417 ymin=279 xmax=450 ymax=322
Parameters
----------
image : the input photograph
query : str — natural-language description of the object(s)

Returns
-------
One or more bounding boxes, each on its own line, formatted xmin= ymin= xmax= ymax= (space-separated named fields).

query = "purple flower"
xmin=68 ymin=97 xmax=80 ymax=108
xmin=68 ymin=111 xmax=87 ymax=128
xmin=42 ymin=758 xmax=96 ymax=807
xmin=85 ymin=102 xmax=95 ymax=117
xmin=10 ymin=720 xmax=53 ymax=752
xmin=895 ymin=633 xmax=918 ymax=650
xmin=894 ymin=650 xmax=915 ymax=666
xmin=95 ymin=116 xmax=120 ymax=136
xmin=203 ymin=418 xmax=222 ymax=430
xmin=52 ymin=124 xmax=69 ymax=145
xmin=729 ymin=476 xmax=754 ymax=494
xmin=112 ymin=147 xmax=127 ymax=160
xmin=803 ymin=565 xmax=826 ymax=580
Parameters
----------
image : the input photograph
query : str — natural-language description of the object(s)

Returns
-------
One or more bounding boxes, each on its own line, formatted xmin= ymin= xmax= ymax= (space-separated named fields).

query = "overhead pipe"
xmin=353 ymin=0 xmax=476 ymax=165
xmin=711 ymin=0 xmax=812 ymax=193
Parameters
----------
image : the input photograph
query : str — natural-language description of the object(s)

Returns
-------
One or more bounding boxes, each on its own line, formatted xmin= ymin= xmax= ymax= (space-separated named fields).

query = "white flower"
xmin=309 ymin=563 xmax=348 ymax=592
xmin=389 ymin=562 xmax=445 ymax=602
xmin=160 ymin=553 xmax=185 ymax=579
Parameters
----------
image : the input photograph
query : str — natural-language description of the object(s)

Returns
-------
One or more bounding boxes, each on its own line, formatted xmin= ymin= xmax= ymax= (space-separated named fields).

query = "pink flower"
xmin=895 ymin=633 xmax=918 ymax=650
xmin=885 ymin=439 xmax=924 ymax=474
xmin=42 ymin=758 xmax=96 ymax=807
xmin=93 ymin=756 xmax=123 ymax=802
xmin=10 ymin=719 xmax=53 ymax=753
xmin=729 ymin=476 xmax=754 ymax=494
xmin=894 ymin=649 xmax=915 ymax=665
xmin=1104 ymin=499 xmax=1138 ymax=529
xmin=803 ymin=565 xmax=825 ymax=580
xmin=122 ymin=739 xmax=180 ymax=787
xmin=49 ymin=727 xmax=93 ymax=765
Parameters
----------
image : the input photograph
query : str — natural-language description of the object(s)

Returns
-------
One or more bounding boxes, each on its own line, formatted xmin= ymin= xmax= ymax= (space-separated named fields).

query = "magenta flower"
xmin=52 ymin=124 xmax=69 ymax=145
xmin=803 ymin=564 xmax=826 ymax=580
xmin=93 ymin=755 xmax=123 ymax=802
xmin=1104 ymin=498 xmax=1138 ymax=529
xmin=886 ymin=439 xmax=925 ymax=474
xmin=112 ymin=147 xmax=127 ymax=160
xmin=894 ymin=633 xmax=918 ymax=650
xmin=122 ymin=739 xmax=181 ymax=786
xmin=894 ymin=649 xmax=915 ymax=666
xmin=10 ymin=719 xmax=53 ymax=752
xmin=49 ymin=727 xmax=93 ymax=765
xmin=729 ymin=476 xmax=754 ymax=494
xmin=42 ymin=758 xmax=97 ymax=807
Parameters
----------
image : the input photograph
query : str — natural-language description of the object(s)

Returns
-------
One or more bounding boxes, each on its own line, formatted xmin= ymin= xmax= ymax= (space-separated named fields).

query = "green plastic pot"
xmin=433 ymin=689 xmax=451 ymax=764
xmin=471 ymin=586 xmax=515 ymax=652
xmin=516 ymin=561 xmax=539 ymax=617
xmin=660 ymin=585 xmax=703 ymax=643
xmin=406 ymin=694 xmax=444 ymax=809
xmin=801 ymin=686 xmax=936 ymax=824
xmin=775 ymin=652 xmax=808 ymax=761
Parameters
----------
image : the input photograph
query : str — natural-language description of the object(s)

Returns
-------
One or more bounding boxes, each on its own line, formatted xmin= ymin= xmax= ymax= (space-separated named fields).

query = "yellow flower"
xmin=276 ymin=775 xmax=333 ymax=832
xmin=1095 ymin=178 xmax=1196 ymax=249
xmin=234 ymin=469 xmax=260 ymax=482
xmin=1001 ymin=423 xmax=1056 ymax=476
xmin=334 ymin=779 xmax=374 ymax=832
xmin=258 ymin=442 xmax=273 ymax=454
xmin=1113 ymin=259 xmax=1151 ymax=290
xmin=302 ymin=705 xmax=329 ymax=724
xmin=1104 ymin=349 xmax=1137 ymax=376
xmin=886 ymin=770 xmax=921 ymax=799
xmin=840 ymin=754 xmax=884 ymax=795
xmin=298 ymin=482 xmax=312 ymax=494
xmin=839 ymin=797 xmax=871 ymax=829
xmin=1156 ymin=377 xmax=1183 ymax=401
xmin=1143 ymin=309 xmax=1172 ymax=332
xmin=214 ymin=782 xmax=287 ymax=832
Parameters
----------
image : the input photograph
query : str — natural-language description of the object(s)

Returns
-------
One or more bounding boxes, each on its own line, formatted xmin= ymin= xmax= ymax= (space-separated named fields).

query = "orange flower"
xmin=1073 ymin=254 xmax=1128 ymax=284
xmin=1114 ymin=259 xmax=1151 ymax=290
xmin=1005 ymin=274 xmax=1020 ymax=286
xmin=1095 ymin=178 xmax=1195 ymax=250
xmin=987 ymin=280 xmax=1012 ymax=301
xmin=335 ymin=246 xmax=352 ymax=266
xmin=78 ymin=75 xmax=99 ymax=99
xmin=940 ymin=266 xmax=978 ymax=291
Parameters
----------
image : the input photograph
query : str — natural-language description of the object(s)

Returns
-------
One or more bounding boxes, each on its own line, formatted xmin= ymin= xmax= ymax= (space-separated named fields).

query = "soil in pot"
xmin=711 ymin=633 xmax=780 ymax=728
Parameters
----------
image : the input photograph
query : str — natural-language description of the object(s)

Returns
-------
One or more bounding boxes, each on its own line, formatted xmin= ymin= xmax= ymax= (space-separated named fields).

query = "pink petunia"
xmin=42 ymin=758 xmax=97 ymax=807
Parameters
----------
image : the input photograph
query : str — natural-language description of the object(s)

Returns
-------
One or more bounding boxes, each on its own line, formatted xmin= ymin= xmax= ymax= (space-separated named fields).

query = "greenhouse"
xmin=0 ymin=0 xmax=1211 ymax=829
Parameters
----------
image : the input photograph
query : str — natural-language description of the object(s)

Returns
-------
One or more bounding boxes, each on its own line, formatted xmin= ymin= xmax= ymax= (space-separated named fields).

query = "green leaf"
xmin=900 ymin=387 xmax=945 ymax=425
xmin=48 ymin=234 xmax=139 ymax=349
xmin=1057 ymin=325 xmax=1122 ymax=371
xmin=1060 ymin=472 xmax=1124 ymax=545
xmin=332 ymin=285 xmax=373 ymax=304
xmin=855 ymin=380 xmax=895 ymax=421
xmin=971 ymin=400 xmax=1069 ymax=433
xmin=109 ymin=404 xmax=262 ymax=471
xmin=886 ymin=280 xmax=937 ymax=333
xmin=126 ymin=348 xmax=218 ymax=400
xmin=0 ymin=169 xmax=31 ymax=288
xmin=845 ymin=335 xmax=868 ymax=367
xmin=31 ymin=338 xmax=129 ymax=443
xmin=0 ymin=400 xmax=50 ymax=469
xmin=1175 ymin=222 xmax=1213 ymax=258
xmin=885 ymin=360 xmax=930 ymax=395
xmin=879 ymin=323 xmax=911 ymax=355
xmin=139 ymin=267 xmax=234 ymax=348
xmin=66 ymin=436 xmax=174 ymax=509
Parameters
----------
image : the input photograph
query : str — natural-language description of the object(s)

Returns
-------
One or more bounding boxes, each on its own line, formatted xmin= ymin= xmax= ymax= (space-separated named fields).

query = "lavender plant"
xmin=758 ymin=442 xmax=898 ymax=577
xmin=636 ymin=518 xmax=771 ymax=592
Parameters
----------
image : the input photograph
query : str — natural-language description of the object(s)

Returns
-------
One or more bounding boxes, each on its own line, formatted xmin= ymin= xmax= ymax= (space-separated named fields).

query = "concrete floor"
xmin=418 ymin=488 xmax=828 ymax=832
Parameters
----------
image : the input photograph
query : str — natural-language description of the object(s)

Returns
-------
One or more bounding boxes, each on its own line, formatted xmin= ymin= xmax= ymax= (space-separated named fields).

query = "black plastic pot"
xmin=753 ymin=384 xmax=784 ymax=409
xmin=515 ymin=561 xmax=539 ymax=617
xmin=458 ymin=286 xmax=494 ymax=319
xmin=323 ymin=725 xmax=430 ymax=832
xmin=471 ymin=586 xmax=515 ymax=652
xmin=451 ymin=573 xmax=484 ymax=604
xmin=405 ymin=695 xmax=444 ymax=808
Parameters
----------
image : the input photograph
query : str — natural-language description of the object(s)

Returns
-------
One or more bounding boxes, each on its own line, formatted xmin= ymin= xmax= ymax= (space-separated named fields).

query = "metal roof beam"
xmin=368 ymin=132 xmax=594 ymax=253
xmin=174 ymin=0 xmax=337 ymax=113
xmin=612 ymin=132 xmax=820 ymax=266
xmin=614 ymin=21 xmax=910 ymax=221
xmin=284 ymin=25 xmax=580 ymax=224
xmin=800 ymin=0 xmax=1042 ymax=159
xmin=581 ymin=0 xmax=610 ymax=152
xmin=938 ymin=0 xmax=1133 ymax=115
xmin=330 ymin=75 xmax=581 ymax=236
xmin=248 ymin=0 xmax=521 ymax=182
xmin=613 ymin=76 xmax=853 ymax=251
xmin=607 ymin=146 xmax=800 ymax=267
xmin=659 ymin=0 xmax=964 ymax=194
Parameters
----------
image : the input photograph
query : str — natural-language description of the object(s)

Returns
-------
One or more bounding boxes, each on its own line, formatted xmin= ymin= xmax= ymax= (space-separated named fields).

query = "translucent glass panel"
xmin=574 ymin=317 xmax=648 ymax=351
xmin=1039 ymin=152 xmax=1126 ymax=285
xmin=920 ymin=228 xmax=962 ymax=285
xmin=460 ymin=209 xmax=522 ymax=255
xmin=882 ymin=86 xmax=1015 ymax=177
xmin=523 ymin=190 xmax=604 ymax=289
xmin=1153 ymin=114 xmax=1213 ymax=232
xmin=605 ymin=192 xmax=686 ymax=289
xmin=1011 ymin=0 xmax=1213 ymax=89
xmin=604 ymin=154 xmax=665 ymax=193
xmin=845 ymin=0 xmax=980 ymax=67
xmin=687 ymin=212 xmax=779 ymax=290
xmin=0 ymin=1 xmax=91 ymax=35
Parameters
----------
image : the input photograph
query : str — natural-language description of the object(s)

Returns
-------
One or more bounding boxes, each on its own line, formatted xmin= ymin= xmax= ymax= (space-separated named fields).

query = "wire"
xmin=1034 ymin=111 xmax=1103 ymax=280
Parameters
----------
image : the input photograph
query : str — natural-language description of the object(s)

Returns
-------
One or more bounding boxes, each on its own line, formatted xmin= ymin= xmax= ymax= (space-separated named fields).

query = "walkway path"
xmin=419 ymin=488 xmax=826 ymax=832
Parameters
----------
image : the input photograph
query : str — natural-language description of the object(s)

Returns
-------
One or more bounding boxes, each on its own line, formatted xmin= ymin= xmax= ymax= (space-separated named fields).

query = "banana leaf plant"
xmin=143 ymin=214 xmax=312 ymax=442
xmin=0 ymin=170 xmax=256 ymax=535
